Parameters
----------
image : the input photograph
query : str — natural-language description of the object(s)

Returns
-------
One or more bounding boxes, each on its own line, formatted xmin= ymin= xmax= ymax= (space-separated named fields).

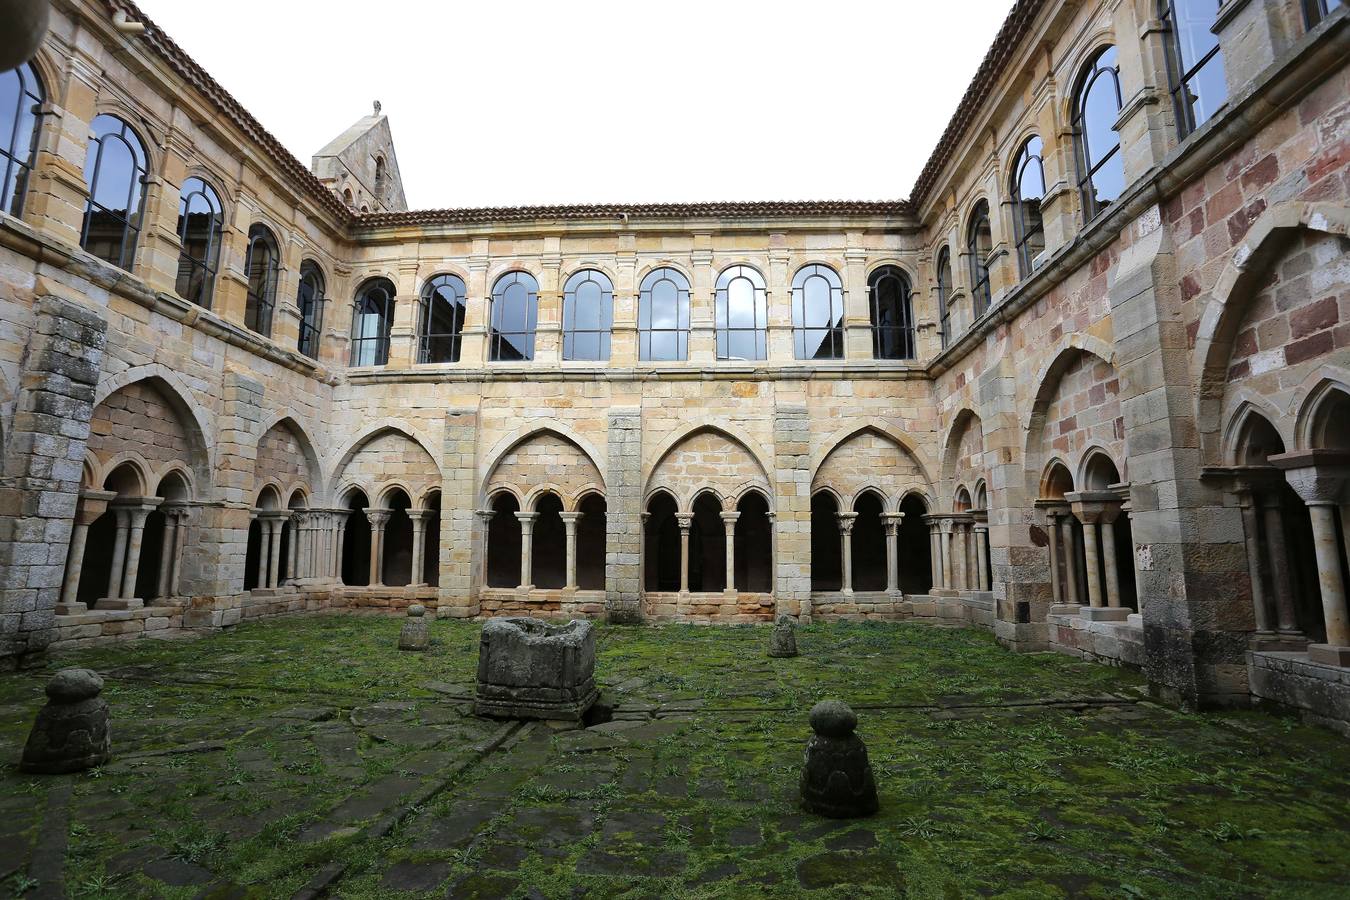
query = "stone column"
xmin=1271 ymin=450 xmax=1350 ymax=665
xmin=560 ymin=512 xmax=582 ymax=590
xmin=111 ymin=500 xmax=160 ymax=607
xmin=168 ymin=508 xmax=189 ymax=597
xmin=928 ymin=520 xmax=942 ymax=591
xmin=950 ymin=520 xmax=966 ymax=592
xmin=515 ymin=511 xmax=538 ymax=591
xmin=836 ymin=512 xmax=858 ymax=594
xmin=156 ymin=506 xmax=181 ymax=599
xmin=676 ymin=513 xmax=694 ymax=594
xmin=267 ymin=513 xmax=285 ymax=589
xmin=475 ymin=509 xmax=496 ymax=587
xmin=287 ymin=513 xmax=302 ymax=584
xmin=975 ymin=523 xmax=990 ymax=592
xmin=882 ymin=513 xmax=902 ymax=594
xmin=333 ymin=512 xmax=350 ymax=582
xmin=941 ymin=519 xmax=954 ymax=592
xmin=1100 ymin=513 xmax=1123 ymax=609
xmin=58 ymin=490 xmax=116 ymax=614
xmin=1046 ymin=511 xmax=1063 ymax=605
xmin=1260 ymin=494 xmax=1302 ymax=638
xmin=105 ymin=507 xmax=132 ymax=601
xmin=721 ymin=511 xmax=740 ymax=595
xmin=409 ymin=508 xmax=429 ymax=587
xmin=1068 ymin=500 xmax=1105 ymax=610
xmin=1061 ymin=517 xmax=1080 ymax=607
xmin=365 ymin=510 xmax=390 ymax=587
xmin=1236 ymin=488 xmax=1273 ymax=635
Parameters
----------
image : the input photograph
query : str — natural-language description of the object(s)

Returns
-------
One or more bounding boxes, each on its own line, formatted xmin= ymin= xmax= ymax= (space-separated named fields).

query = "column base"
xmin=1307 ymin=644 xmax=1350 ymax=667
xmin=1251 ymin=633 xmax=1310 ymax=652
xmin=1080 ymin=606 xmax=1131 ymax=623
xmin=55 ymin=602 xmax=88 ymax=615
xmin=1127 ymin=613 xmax=1143 ymax=629
xmin=1048 ymin=604 xmax=1086 ymax=617
xmin=97 ymin=598 xmax=143 ymax=610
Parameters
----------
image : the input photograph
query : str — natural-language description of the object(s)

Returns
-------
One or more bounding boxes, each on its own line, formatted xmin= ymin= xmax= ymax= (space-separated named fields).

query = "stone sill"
xmin=1250 ymin=650 xmax=1350 ymax=681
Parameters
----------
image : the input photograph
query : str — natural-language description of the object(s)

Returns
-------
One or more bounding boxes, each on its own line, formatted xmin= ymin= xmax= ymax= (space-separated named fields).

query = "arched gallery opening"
xmin=810 ymin=492 xmax=843 ymax=592
xmin=422 ymin=492 xmax=442 ymax=587
xmin=734 ymin=491 xmax=773 ymax=593
xmin=898 ymin=494 xmax=932 ymax=594
xmin=532 ymin=492 xmax=566 ymax=589
xmin=341 ymin=490 xmax=371 ymax=586
xmin=688 ymin=492 xmax=726 ymax=593
xmin=381 ymin=489 xmax=414 ymax=587
xmin=486 ymin=492 xmax=522 ymax=588
xmin=577 ymin=493 xmax=607 ymax=590
xmin=644 ymin=492 xmax=680 ymax=591
xmin=851 ymin=491 xmax=887 ymax=592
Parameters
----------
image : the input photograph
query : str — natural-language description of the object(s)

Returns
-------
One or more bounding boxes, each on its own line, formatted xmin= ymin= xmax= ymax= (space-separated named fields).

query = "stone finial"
xmin=398 ymin=604 xmax=429 ymax=651
xmin=768 ymin=614 xmax=798 ymax=658
xmin=373 ymin=100 xmax=382 ymax=116
xmin=800 ymin=700 xmax=878 ymax=818
xmin=21 ymin=668 xmax=112 ymax=774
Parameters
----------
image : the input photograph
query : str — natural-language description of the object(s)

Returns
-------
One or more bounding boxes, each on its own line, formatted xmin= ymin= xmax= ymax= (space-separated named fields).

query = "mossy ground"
xmin=1 ymin=616 xmax=1348 ymax=898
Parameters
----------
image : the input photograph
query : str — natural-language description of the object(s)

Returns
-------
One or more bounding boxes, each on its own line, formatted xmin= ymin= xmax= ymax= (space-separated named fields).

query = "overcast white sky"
xmin=132 ymin=1 xmax=1012 ymax=209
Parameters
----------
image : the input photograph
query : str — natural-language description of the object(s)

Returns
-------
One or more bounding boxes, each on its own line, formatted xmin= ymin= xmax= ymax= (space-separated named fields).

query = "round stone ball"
xmin=46 ymin=668 xmax=103 ymax=703
xmin=407 ymin=604 xmax=426 ymax=618
xmin=809 ymin=700 xmax=857 ymax=738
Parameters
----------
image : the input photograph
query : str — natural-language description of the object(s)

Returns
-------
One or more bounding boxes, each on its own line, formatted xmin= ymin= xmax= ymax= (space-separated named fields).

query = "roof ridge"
xmin=355 ymin=200 xmax=915 ymax=227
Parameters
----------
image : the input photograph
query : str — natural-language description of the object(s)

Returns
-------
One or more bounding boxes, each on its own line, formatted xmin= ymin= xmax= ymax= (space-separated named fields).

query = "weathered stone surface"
xmin=398 ymin=604 xmax=429 ymax=651
xmin=768 ymin=614 xmax=799 ymax=658
xmin=473 ymin=617 xmax=597 ymax=722
xmin=21 ymin=668 xmax=112 ymax=774
xmin=800 ymin=700 xmax=877 ymax=818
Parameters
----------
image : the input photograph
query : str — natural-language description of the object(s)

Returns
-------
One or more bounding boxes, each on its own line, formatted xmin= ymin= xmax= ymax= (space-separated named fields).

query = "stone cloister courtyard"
xmin=2 ymin=617 xmax=1348 ymax=899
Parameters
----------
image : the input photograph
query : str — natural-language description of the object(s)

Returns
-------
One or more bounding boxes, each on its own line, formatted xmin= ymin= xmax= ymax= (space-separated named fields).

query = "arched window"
xmin=342 ymin=188 xmax=354 ymax=207
xmin=1011 ymin=137 xmax=1046 ymax=277
xmin=715 ymin=265 xmax=767 ymax=361
xmin=350 ymin=277 xmax=395 ymax=366
xmin=489 ymin=271 xmax=538 ymax=361
xmin=791 ymin=264 xmax=844 ymax=360
xmin=868 ymin=266 xmax=916 ymax=360
xmin=296 ymin=261 xmax=325 ymax=359
xmin=1 ymin=61 xmax=44 ymax=217
xmin=562 ymin=269 xmax=613 ymax=361
xmin=80 ymin=114 xmax=148 ymax=270
xmin=935 ymin=247 xmax=953 ymax=348
xmin=967 ymin=202 xmax=993 ymax=317
xmin=1303 ymin=0 xmax=1344 ymax=26
xmin=244 ymin=224 xmax=280 ymax=336
xmin=1160 ymin=0 xmax=1226 ymax=137
xmin=1072 ymin=46 xmax=1125 ymax=220
xmin=638 ymin=266 xmax=690 ymax=361
xmin=419 ymin=273 xmax=467 ymax=363
xmin=174 ymin=176 xmax=224 ymax=308
xmin=374 ymin=156 xmax=387 ymax=201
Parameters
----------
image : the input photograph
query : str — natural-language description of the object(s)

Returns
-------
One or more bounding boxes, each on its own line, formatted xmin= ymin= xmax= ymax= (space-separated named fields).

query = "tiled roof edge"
xmin=356 ymin=200 xmax=914 ymax=228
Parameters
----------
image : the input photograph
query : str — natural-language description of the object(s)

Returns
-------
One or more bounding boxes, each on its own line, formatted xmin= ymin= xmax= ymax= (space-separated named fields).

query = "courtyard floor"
xmin=1 ymin=618 xmax=1349 ymax=899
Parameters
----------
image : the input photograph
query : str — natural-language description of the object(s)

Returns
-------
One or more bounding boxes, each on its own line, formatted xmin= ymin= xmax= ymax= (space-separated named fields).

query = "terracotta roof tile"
xmin=356 ymin=200 xmax=913 ymax=228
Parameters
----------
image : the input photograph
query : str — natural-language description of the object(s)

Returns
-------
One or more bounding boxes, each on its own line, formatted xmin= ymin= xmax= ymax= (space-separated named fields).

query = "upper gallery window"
xmin=1160 ymin=0 xmax=1226 ymax=137
xmin=715 ymin=265 xmax=768 ymax=361
xmin=638 ymin=266 xmax=691 ymax=362
xmin=966 ymin=202 xmax=993 ymax=318
xmin=935 ymin=247 xmax=953 ymax=349
xmin=296 ymin=261 xmax=326 ymax=360
xmin=243 ymin=223 xmax=280 ymax=337
xmin=419 ymin=273 xmax=467 ymax=364
xmin=1011 ymin=136 xmax=1047 ymax=277
xmin=0 ymin=61 xmax=44 ymax=217
xmin=868 ymin=265 xmax=916 ymax=360
xmin=174 ymin=176 xmax=224 ymax=308
xmin=489 ymin=271 xmax=538 ymax=361
xmin=791 ymin=264 xmax=844 ymax=360
xmin=80 ymin=114 xmax=149 ymax=270
xmin=350 ymin=277 xmax=395 ymax=366
xmin=562 ymin=268 xmax=613 ymax=362
xmin=1303 ymin=0 xmax=1344 ymax=27
xmin=1072 ymin=46 xmax=1126 ymax=219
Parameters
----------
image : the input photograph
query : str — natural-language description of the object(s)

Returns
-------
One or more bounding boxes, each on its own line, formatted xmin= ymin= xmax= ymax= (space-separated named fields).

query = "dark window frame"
xmin=935 ymin=247 xmax=953 ymax=349
xmin=638 ymin=266 xmax=691 ymax=362
xmin=174 ymin=175 xmax=224 ymax=308
xmin=868 ymin=265 xmax=916 ymax=360
xmin=296 ymin=261 xmax=326 ymax=359
xmin=714 ymin=264 xmax=768 ymax=361
xmin=1 ymin=61 xmax=44 ymax=217
xmin=80 ymin=114 xmax=149 ymax=271
xmin=1011 ymin=136 xmax=1047 ymax=278
xmin=561 ymin=268 xmax=613 ymax=362
xmin=243 ymin=223 xmax=280 ymax=337
xmin=1160 ymin=0 xmax=1227 ymax=138
xmin=488 ymin=270 xmax=539 ymax=362
xmin=790 ymin=264 xmax=845 ymax=360
xmin=1303 ymin=0 xmax=1343 ymax=27
xmin=419 ymin=272 xmax=467 ymax=364
xmin=350 ymin=277 xmax=396 ymax=367
xmin=966 ymin=202 xmax=993 ymax=318
xmin=1072 ymin=46 xmax=1125 ymax=221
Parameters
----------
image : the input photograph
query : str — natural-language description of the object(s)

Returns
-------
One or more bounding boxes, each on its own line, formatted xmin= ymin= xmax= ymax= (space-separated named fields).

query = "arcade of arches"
xmin=2 ymin=0 xmax=1350 ymax=736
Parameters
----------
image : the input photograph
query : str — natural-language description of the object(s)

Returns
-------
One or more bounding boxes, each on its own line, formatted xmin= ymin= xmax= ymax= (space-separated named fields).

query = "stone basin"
xmin=473 ymin=617 xmax=598 ymax=722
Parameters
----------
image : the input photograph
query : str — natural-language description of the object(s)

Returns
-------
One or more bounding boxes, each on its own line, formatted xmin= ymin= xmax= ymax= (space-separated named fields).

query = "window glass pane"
xmin=727 ymin=276 xmax=756 ymax=329
xmin=1091 ymin=150 xmax=1126 ymax=206
xmin=651 ymin=279 xmax=677 ymax=327
xmin=0 ymin=71 xmax=19 ymax=157
xmin=1172 ymin=0 xmax=1220 ymax=71
xmin=574 ymin=279 xmax=602 ymax=331
xmin=1186 ymin=54 xmax=1227 ymax=129
xmin=92 ymin=137 xmax=135 ymax=212
xmin=1083 ymin=75 xmax=1120 ymax=171
xmin=802 ymin=275 xmax=833 ymax=328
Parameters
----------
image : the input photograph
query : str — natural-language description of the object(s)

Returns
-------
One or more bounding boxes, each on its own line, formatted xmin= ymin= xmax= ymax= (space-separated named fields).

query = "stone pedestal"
xmin=1308 ymin=644 xmax=1350 ymax=667
xmin=768 ymin=614 xmax=798 ymax=658
xmin=398 ymin=603 xmax=430 ymax=651
xmin=473 ymin=617 xmax=598 ymax=721
xmin=1080 ymin=607 xmax=1131 ymax=623
xmin=21 ymin=669 xmax=112 ymax=774
xmin=800 ymin=700 xmax=878 ymax=818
